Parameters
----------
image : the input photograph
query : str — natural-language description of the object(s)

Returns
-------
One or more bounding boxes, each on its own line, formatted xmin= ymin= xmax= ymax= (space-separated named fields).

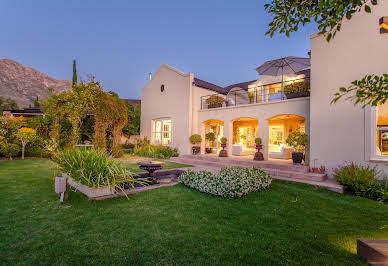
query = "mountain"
xmin=0 ymin=58 xmax=72 ymax=108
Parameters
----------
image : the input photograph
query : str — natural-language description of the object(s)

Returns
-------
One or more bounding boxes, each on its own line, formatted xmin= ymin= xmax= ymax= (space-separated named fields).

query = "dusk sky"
xmin=1 ymin=0 xmax=317 ymax=99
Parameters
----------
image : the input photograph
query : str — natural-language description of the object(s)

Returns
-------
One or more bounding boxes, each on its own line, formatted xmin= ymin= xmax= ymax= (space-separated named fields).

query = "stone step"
xmin=179 ymin=154 xmax=310 ymax=173
xmin=169 ymin=157 xmax=327 ymax=182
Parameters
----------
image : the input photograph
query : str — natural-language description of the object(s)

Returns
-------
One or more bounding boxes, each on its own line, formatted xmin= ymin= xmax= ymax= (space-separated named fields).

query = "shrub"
xmin=284 ymin=81 xmax=310 ymax=95
xmin=179 ymin=166 xmax=272 ymax=198
xmin=334 ymin=162 xmax=388 ymax=202
xmin=189 ymin=134 xmax=202 ymax=145
xmin=1 ymin=142 xmax=20 ymax=160
xmin=25 ymin=136 xmax=53 ymax=158
xmin=255 ymin=137 xmax=262 ymax=145
xmin=286 ymin=131 xmax=307 ymax=152
xmin=131 ymin=138 xmax=179 ymax=159
xmin=54 ymin=148 xmax=146 ymax=191
xmin=205 ymin=132 xmax=216 ymax=142
xmin=220 ymin=137 xmax=227 ymax=144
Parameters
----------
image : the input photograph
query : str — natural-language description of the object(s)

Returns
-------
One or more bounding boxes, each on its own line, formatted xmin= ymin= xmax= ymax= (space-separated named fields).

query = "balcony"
xmin=200 ymin=78 xmax=310 ymax=110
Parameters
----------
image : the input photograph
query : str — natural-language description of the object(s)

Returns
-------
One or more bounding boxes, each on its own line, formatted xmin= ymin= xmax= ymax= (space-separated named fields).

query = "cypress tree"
xmin=72 ymin=59 xmax=77 ymax=87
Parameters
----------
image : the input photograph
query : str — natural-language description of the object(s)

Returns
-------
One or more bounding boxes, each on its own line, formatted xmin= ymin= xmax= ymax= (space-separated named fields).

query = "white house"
xmin=141 ymin=1 xmax=388 ymax=177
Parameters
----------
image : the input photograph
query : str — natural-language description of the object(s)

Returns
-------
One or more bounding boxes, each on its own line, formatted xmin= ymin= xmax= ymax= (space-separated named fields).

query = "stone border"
xmin=66 ymin=169 xmax=186 ymax=200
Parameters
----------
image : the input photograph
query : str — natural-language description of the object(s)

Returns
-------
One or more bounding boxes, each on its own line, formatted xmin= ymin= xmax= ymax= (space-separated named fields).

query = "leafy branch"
xmin=331 ymin=74 xmax=388 ymax=106
xmin=265 ymin=0 xmax=378 ymax=42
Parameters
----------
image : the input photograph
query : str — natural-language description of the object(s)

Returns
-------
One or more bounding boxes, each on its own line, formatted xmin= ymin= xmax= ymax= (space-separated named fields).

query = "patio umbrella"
xmin=255 ymin=56 xmax=310 ymax=100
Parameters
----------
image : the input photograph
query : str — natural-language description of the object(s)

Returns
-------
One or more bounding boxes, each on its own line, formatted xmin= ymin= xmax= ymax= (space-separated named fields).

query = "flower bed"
xmin=179 ymin=167 xmax=272 ymax=198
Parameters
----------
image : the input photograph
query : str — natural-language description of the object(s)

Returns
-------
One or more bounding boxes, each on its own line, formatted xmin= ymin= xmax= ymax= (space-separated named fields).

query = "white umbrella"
xmin=256 ymin=56 xmax=310 ymax=100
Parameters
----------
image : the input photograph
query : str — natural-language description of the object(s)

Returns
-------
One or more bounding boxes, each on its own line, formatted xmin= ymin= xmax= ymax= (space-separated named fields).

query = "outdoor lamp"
xmin=380 ymin=17 xmax=388 ymax=34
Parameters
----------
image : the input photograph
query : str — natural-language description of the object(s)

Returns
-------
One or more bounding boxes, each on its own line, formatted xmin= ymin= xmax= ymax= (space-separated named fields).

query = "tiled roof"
xmin=223 ymin=80 xmax=257 ymax=93
xmin=193 ymin=78 xmax=227 ymax=94
xmin=123 ymin=99 xmax=141 ymax=106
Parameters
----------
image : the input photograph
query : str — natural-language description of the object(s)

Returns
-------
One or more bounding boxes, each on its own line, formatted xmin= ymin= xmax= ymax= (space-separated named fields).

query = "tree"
xmin=265 ymin=0 xmax=378 ymax=42
xmin=332 ymin=74 xmax=388 ymax=106
xmin=34 ymin=96 xmax=40 ymax=107
xmin=122 ymin=103 xmax=141 ymax=137
xmin=16 ymin=127 xmax=36 ymax=159
xmin=0 ymin=96 xmax=18 ymax=113
xmin=72 ymin=60 xmax=77 ymax=87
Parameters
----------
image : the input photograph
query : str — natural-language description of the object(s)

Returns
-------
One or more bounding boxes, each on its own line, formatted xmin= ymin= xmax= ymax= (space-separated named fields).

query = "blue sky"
xmin=1 ymin=0 xmax=317 ymax=99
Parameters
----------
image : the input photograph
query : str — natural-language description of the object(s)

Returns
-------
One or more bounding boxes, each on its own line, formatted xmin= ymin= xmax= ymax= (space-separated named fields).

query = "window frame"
xmin=370 ymin=105 xmax=388 ymax=161
xmin=152 ymin=118 xmax=172 ymax=146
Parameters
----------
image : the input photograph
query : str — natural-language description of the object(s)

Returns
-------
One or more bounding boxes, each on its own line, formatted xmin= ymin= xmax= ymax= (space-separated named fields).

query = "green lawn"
xmin=0 ymin=159 xmax=387 ymax=265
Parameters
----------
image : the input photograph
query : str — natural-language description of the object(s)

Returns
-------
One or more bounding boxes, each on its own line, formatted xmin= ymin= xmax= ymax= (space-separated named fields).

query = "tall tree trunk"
xmin=21 ymin=142 xmax=25 ymax=159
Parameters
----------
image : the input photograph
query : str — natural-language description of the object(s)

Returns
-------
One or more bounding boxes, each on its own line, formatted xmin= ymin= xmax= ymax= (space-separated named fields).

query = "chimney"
xmin=149 ymin=72 xmax=152 ymax=81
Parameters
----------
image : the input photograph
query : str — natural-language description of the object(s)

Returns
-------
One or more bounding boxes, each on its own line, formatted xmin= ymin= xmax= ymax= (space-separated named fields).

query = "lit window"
xmin=376 ymin=103 xmax=388 ymax=156
xmin=152 ymin=119 xmax=171 ymax=145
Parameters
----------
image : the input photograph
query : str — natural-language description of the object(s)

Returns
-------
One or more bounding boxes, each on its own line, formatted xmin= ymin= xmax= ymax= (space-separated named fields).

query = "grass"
xmin=0 ymin=159 xmax=387 ymax=265
xmin=115 ymin=154 xmax=192 ymax=173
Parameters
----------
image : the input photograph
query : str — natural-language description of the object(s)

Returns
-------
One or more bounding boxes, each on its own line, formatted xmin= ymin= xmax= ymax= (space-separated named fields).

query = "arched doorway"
xmin=203 ymin=120 xmax=224 ymax=154
xmin=268 ymin=114 xmax=305 ymax=160
xmin=232 ymin=117 xmax=258 ymax=156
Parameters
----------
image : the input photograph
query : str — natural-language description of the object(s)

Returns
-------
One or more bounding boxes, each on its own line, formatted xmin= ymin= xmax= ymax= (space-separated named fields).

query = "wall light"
xmin=380 ymin=17 xmax=388 ymax=34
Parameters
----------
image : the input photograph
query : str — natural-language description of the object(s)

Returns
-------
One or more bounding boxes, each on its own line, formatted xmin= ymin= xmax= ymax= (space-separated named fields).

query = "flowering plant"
xmin=179 ymin=166 xmax=272 ymax=198
xmin=206 ymin=95 xmax=225 ymax=105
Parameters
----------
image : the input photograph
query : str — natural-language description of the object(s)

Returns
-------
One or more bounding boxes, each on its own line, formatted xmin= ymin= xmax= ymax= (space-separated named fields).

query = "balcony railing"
xmin=200 ymin=78 xmax=310 ymax=110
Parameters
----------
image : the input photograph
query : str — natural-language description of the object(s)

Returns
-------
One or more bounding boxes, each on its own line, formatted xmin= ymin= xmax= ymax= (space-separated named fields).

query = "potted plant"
xmin=248 ymin=91 xmax=255 ymax=104
xmin=311 ymin=159 xmax=318 ymax=173
xmin=286 ymin=131 xmax=308 ymax=165
xmin=219 ymin=137 xmax=228 ymax=157
xmin=205 ymin=132 xmax=216 ymax=154
xmin=189 ymin=134 xmax=202 ymax=155
xmin=319 ymin=165 xmax=326 ymax=174
xmin=284 ymin=81 xmax=310 ymax=99
xmin=206 ymin=95 xmax=225 ymax=109
xmin=253 ymin=137 xmax=264 ymax=161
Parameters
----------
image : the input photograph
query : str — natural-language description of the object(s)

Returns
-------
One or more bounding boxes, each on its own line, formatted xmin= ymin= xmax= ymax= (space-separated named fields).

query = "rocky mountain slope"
xmin=0 ymin=58 xmax=72 ymax=108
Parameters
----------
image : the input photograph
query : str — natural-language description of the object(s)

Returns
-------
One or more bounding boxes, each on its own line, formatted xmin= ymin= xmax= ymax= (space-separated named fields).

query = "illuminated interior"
xmin=376 ymin=103 xmax=388 ymax=155
xmin=268 ymin=114 xmax=305 ymax=154
xmin=232 ymin=118 xmax=258 ymax=150
xmin=152 ymin=119 xmax=172 ymax=145
xmin=204 ymin=120 xmax=224 ymax=152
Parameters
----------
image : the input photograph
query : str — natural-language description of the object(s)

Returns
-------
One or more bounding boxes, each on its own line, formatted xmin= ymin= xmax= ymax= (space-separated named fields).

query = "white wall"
xmin=140 ymin=64 xmax=193 ymax=155
xmin=310 ymin=2 xmax=388 ymax=177
xmin=198 ymin=98 xmax=310 ymax=159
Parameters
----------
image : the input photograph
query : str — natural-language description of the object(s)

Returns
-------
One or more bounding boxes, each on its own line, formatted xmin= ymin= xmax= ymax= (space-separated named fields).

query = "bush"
xmin=24 ymin=136 xmax=53 ymax=158
xmin=255 ymin=137 xmax=262 ymax=145
xmin=284 ymin=81 xmax=310 ymax=95
xmin=1 ymin=142 xmax=20 ymax=160
xmin=54 ymin=148 xmax=146 ymax=191
xmin=220 ymin=137 xmax=227 ymax=144
xmin=189 ymin=134 xmax=202 ymax=145
xmin=179 ymin=166 xmax=272 ymax=198
xmin=334 ymin=162 xmax=388 ymax=202
xmin=286 ymin=131 xmax=307 ymax=152
xmin=132 ymin=144 xmax=179 ymax=159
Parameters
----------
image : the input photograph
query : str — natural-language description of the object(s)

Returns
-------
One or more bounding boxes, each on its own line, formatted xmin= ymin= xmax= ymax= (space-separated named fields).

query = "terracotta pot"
xmin=311 ymin=167 xmax=319 ymax=173
xmin=319 ymin=168 xmax=326 ymax=174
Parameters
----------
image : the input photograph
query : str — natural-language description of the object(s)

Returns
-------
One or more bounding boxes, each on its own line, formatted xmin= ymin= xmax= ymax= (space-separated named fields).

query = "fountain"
xmin=137 ymin=161 xmax=164 ymax=182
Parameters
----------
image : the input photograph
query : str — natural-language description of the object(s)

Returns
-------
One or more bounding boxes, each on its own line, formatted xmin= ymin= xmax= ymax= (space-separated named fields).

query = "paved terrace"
xmin=167 ymin=154 xmax=343 ymax=193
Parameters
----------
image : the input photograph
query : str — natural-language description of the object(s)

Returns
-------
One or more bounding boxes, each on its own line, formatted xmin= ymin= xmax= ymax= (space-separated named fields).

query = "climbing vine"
xmin=44 ymin=78 xmax=128 ymax=156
